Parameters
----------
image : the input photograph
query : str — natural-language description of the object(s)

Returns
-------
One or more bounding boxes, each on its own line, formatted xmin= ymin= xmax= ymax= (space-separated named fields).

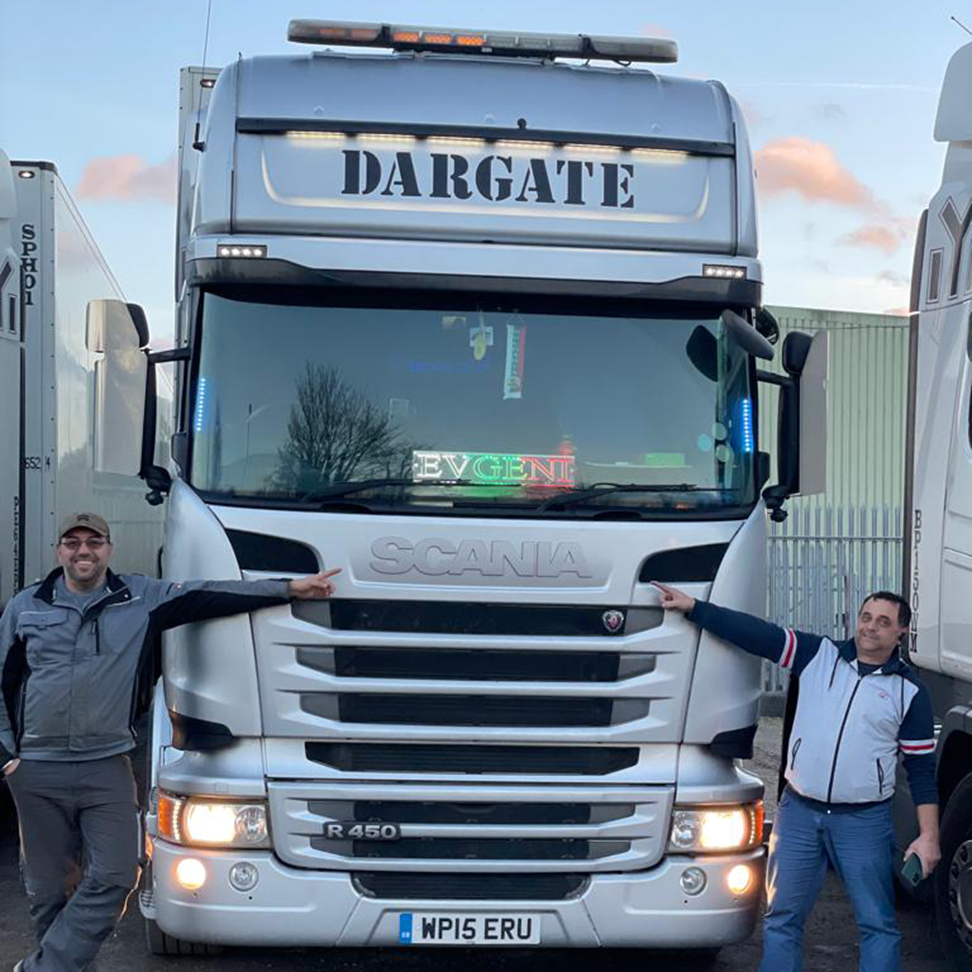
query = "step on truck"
xmin=86 ymin=21 xmax=828 ymax=956
xmin=900 ymin=39 xmax=972 ymax=971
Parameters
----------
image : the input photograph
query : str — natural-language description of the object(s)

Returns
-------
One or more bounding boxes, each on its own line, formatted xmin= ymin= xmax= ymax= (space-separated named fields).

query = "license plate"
xmin=398 ymin=912 xmax=541 ymax=945
xmin=321 ymin=821 xmax=401 ymax=840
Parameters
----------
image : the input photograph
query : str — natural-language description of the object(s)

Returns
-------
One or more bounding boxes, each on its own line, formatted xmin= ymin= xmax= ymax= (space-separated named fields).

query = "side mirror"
xmin=87 ymin=300 xmax=148 ymax=477
xmin=757 ymin=329 xmax=829 ymax=519
xmin=721 ymin=310 xmax=774 ymax=361
xmin=793 ymin=330 xmax=828 ymax=496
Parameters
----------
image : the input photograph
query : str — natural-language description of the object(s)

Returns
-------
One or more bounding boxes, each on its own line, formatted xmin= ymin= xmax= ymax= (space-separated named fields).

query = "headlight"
xmin=158 ymin=792 xmax=271 ymax=848
xmin=668 ymin=802 xmax=763 ymax=853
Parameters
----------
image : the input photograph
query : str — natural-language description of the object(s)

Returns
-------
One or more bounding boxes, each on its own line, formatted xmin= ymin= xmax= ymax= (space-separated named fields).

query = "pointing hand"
xmin=650 ymin=581 xmax=695 ymax=614
xmin=288 ymin=568 xmax=342 ymax=600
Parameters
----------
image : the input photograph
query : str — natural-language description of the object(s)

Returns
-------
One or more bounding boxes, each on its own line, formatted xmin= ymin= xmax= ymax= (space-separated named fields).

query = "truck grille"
xmin=301 ymin=693 xmax=650 ymax=727
xmin=268 ymin=782 xmax=672 ymax=874
xmin=308 ymin=801 xmax=634 ymax=825
xmin=315 ymin=838 xmax=629 ymax=860
xmin=353 ymin=872 xmax=589 ymax=900
xmin=298 ymin=646 xmax=654 ymax=682
xmin=294 ymin=599 xmax=662 ymax=637
xmin=304 ymin=742 xmax=639 ymax=775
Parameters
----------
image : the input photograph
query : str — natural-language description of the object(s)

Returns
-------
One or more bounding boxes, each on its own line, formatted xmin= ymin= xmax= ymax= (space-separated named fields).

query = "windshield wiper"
xmin=533 ymin=482 xmax=714 ymax=513
xmin=299 ymin=478 xmax=524 ymax=503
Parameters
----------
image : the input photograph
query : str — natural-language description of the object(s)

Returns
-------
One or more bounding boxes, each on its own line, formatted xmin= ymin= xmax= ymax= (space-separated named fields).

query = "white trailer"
xmin=0 ymin=152 xmax=167 ymax=823
xmin=901 ymin=39 xmax=972 ymax=971
xmin=90 ymin=21 xmax=827 ymax=957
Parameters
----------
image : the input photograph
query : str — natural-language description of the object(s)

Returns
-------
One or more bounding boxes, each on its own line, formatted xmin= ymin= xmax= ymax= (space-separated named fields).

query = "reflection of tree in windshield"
xmin=272 ymin=364 xmax=415 ymax=493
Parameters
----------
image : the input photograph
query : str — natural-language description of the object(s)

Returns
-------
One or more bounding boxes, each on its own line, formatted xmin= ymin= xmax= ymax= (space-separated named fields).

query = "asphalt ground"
xmin=0 ymin=720 xmax=948 ymax=971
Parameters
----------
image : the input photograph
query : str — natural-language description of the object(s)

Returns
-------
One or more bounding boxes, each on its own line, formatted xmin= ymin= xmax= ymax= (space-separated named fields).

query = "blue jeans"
xmin=759 ymin=788 xmax=900 ymax=972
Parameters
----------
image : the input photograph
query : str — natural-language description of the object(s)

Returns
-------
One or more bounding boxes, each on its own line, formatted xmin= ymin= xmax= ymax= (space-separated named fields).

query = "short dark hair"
xmin=859 ymin=591 xmax=911 ymax=628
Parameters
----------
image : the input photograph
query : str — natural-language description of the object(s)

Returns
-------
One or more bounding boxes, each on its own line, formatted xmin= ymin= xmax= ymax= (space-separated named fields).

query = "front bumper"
xmin=146 ymin=840 xmax=764 ymax=948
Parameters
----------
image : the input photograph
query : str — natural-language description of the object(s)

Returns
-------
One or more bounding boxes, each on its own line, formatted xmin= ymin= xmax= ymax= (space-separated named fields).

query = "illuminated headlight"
xmin=158 ymin=792 xmax=271 ymax=848
xmin=668 ymin=802 xmax=763 ymax=853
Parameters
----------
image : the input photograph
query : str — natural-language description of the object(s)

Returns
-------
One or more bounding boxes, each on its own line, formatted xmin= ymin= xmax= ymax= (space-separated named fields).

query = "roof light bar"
xmin=287 ymin=20 xmax=678 ymax=63
xmin=703 ymin=264 xmax=747 ymax=280
xmin=217 ymin=244 xmax=267 ymax=259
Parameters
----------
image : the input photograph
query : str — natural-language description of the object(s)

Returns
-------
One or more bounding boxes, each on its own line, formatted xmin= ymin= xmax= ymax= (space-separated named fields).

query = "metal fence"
xmin=763 ymin=504 xmax=903 ymax=692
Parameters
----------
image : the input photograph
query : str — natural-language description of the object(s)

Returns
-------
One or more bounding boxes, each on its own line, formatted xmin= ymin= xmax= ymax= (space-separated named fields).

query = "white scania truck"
xmin=89 ymin=22 xmax=827 ymax=956
xmin=902 ymin=40 xmax=972 ymax=970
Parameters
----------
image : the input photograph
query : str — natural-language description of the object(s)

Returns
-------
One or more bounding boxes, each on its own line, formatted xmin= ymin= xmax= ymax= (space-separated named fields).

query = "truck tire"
xmin=144 ymin=917 xmax=223 ymax=956
xmin=936 ymin=772 xmax=972 ymax=969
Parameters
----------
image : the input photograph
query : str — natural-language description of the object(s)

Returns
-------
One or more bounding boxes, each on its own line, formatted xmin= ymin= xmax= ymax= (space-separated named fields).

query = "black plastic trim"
xmin=10 ymin=160 xmax=58 ymax=173
xmin=709 ymin=724 xmax=758 ymax=760
xmin=188 ymin=260 xmax=761 ymax=306
xmin=168 ymin=710 xmax=235 ymax=751
xmin=638 ymin=543 xmax=728 ymax=583
xmin=226 ymin=529 xmax=319 ymax=573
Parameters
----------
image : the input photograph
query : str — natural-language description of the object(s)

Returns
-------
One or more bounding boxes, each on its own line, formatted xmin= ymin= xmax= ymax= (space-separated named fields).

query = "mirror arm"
xmin=148 ymin=347 xmax=190 ymax=365
xmin=756 ymin=369 xmax=789 ymax=388
xmin=755 ymin=370 xmax=799 ymax=522
xmin=139 ymin=354 xmax=172 ymax=505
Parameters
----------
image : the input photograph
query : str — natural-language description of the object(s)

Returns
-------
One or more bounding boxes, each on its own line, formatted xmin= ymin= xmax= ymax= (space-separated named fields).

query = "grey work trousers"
xmin=7 ymin=755 xmax=141 ymax=972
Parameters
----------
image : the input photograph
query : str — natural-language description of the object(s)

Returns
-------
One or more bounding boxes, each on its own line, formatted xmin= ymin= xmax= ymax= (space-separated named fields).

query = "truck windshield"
xmin=189 ymin=288 xmax=758 ymax=517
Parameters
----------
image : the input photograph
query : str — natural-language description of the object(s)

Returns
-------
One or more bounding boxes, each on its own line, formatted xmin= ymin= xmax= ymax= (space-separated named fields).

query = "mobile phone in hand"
xmin=901 ymin=852 xmax=924 ymax=887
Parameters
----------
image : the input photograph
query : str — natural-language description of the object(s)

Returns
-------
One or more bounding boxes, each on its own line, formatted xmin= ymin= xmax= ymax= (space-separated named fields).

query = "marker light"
xmin=288 ymin=20 xmax=678 ymax=63
xmin=727 ymin=864 xmax=754 ymax=895
xmin=669 ymin=802 xmax=763 ymax=853
xmin=17 ymin=170 xmax=36 ymax=179
xmin=229 ymin=862 xmax=260 ymax=893
xmin=175 ymin=858 xmax=207 ymax=891
xmin=680 ymin=867 xmax=707 ymax=896
xmin=703 ymin=264 xmax=747 ymax=280
xmin=740 ymin=398 xmax=754 ymax=454
xmin=217 ymin=244 xmax=266 ymax=258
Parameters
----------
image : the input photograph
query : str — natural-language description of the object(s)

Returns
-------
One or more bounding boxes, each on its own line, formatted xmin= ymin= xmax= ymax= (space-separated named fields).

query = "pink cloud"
xmin=638 ymin=23 xmax=673 ymax=38
xmin=883 ymin=307 xmax=909 ymax=316
xmin=842 ymin=217 xmax=915 ymax=254
xmin=76 ymin=153 xmax=176 ymax=203
xmin=754 ymin=137 xmax=874 ymax=209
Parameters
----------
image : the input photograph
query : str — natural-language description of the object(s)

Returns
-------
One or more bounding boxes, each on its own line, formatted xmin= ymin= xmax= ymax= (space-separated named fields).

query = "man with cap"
xmin=0 ymin=512 xmax=341 ymax=972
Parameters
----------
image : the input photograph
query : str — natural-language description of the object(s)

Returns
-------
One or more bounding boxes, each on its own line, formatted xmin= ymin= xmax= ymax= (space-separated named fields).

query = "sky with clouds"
xmin=0 ymin=1 xmax=968 ymax=339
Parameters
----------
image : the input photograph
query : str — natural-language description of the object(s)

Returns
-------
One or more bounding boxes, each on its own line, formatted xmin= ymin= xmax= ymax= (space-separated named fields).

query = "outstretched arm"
xmin=147 ymin=568 xmax=342 ymax=631
xmin=650 ymin=581 xmax=823 ymax=676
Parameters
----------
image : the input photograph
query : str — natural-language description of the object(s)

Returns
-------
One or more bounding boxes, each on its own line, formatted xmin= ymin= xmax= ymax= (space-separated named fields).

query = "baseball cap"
xmin=58 ymin=512 xmax=111 ymax=541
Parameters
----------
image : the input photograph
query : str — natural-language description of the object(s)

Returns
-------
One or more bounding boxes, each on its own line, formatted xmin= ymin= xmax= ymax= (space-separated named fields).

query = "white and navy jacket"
xmin=688 ymin=600 xmax=937 ymax=806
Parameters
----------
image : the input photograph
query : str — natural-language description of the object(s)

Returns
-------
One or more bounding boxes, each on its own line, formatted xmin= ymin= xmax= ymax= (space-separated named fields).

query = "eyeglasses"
xmin=60 ymin=537 xmax=109 ymax=551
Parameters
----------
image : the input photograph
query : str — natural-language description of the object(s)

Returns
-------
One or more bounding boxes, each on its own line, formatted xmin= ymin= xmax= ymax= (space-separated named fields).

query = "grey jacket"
xmin=0 ymin=568 xmax=291 ymax=765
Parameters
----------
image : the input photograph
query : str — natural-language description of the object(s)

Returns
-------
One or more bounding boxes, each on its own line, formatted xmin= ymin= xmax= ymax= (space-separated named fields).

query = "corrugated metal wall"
xmin=759 ymin=307 xmax=909 ymax=684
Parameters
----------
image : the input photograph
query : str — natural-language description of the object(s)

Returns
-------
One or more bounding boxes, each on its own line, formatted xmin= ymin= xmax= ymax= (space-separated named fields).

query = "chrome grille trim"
xmin=268 ymin=782 xmax=672 ymax=873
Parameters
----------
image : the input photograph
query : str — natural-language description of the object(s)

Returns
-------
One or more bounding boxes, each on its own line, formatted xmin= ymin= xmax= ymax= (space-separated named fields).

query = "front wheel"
xmin=935 ymin=772 xmax=972 ymax=969
xmin=144 ymin=917 xmax=223 ymax=956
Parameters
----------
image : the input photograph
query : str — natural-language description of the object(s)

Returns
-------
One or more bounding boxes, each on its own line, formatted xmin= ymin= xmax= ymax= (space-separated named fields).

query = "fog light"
xmin=680 ymin=866 xmax=707 ymax=896
xmin=727 ymin=864 xmax=753 ymax=895
xmin=175 ymin=858 xmax=207 ymax=891
xmin=229 ymin=862 xmax=259 ymax=892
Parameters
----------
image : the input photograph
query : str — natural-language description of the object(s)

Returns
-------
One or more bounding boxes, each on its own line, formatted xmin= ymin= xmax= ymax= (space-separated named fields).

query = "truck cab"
xmin=90 ymin=22 xmax=826 ymax=956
